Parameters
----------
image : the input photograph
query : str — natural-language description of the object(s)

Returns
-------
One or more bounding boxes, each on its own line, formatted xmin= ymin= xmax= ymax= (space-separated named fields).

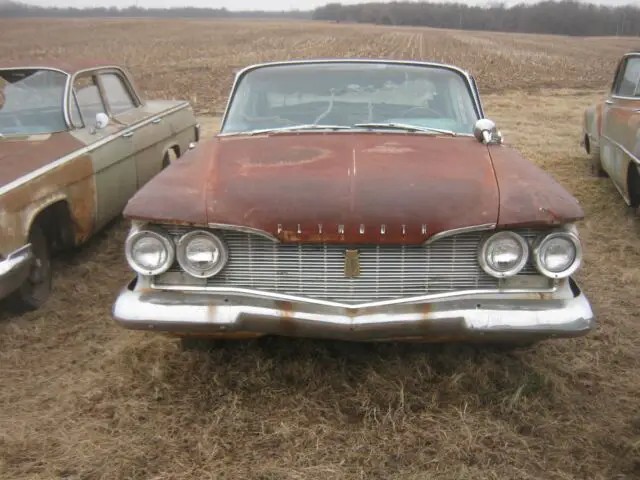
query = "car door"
xmin=97 ymin=69 xmax=173 ymax=188
xmin=600 ymin=54 xmax=640 ymax=202
xmin=68 ymin=71 xmax=138 ymax=231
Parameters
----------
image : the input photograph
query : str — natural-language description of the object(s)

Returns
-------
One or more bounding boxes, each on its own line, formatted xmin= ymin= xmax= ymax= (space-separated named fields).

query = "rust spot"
xmin=275 ymin=300 xmax=296 ymax=334
xmin=126 ymin=134 xmax=501 ymax=246
xmin=489 ymin=144 xmax=584 ymax=228
xmin=346 ymin=307 xmax=361 ymax=318
xmin=420 ymin=302 xmax=434 ymax=321
xmin=206 ymin=303 xmax=217 ymax=324
xmin=362 ymin=142 xmax=415 ymax=154
xmin=237 ymin=147 xmax=330 ymax=169
xmin=0 ymin=145 xmax=95 ymax=253
xmin=0 ymin=131 xmax=84 ymax=188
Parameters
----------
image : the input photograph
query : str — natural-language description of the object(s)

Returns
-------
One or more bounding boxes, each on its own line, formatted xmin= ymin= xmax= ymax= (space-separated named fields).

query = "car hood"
xmin=125 ymin=132 xmax=500 ymax=244
xmin=0 ymin=133 xmax=83 ymax=189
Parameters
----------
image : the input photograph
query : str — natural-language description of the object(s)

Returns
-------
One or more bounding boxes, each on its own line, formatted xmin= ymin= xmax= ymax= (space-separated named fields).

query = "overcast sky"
xmin=21 ymin=0 xmax=639 ymax=11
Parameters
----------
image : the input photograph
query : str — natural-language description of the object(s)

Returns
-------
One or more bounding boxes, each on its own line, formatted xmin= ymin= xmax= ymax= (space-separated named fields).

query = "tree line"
xmin=1 ymin=0 xmax=639 ymax=37
xmin=312 ymin=1 xmax=640 ymax=37
xmin=0 ymin=3 xmax=310 ymax=19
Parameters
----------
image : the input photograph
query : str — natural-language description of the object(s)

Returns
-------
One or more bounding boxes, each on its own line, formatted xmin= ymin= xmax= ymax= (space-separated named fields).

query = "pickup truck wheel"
xmin=9 ymin=224 xmax=52 ymax=312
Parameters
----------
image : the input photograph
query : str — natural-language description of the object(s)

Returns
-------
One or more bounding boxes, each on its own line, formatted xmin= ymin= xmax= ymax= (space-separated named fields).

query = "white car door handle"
xmin=604 ymin=99 xmax=615 ymax=105
xmin=122 ymin=131 xmax=134 ymax=138
xmin=151 ymin=118 xmax=162 ymax=124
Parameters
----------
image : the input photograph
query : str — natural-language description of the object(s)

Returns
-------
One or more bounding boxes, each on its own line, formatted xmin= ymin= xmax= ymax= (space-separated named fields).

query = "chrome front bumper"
xmin=112 ymin=277 xmax=595 ymax=343
xmin=0 ymin=244 xmax=33 ymax=300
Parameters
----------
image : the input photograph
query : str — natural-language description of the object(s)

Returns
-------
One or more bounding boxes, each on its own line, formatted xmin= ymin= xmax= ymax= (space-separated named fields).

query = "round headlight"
xmin=177 ymin=230 xmax=227 ymax=278
xmin=478 ymin=231 xmax=529 ymax=278
xmin=125 ymin=228 xmax=175 ymax=276
xmin=533 ymin=231 xmax=582 ymax=278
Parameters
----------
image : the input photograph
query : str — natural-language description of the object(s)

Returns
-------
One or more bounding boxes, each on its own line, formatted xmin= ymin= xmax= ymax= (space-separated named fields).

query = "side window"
xmin=72 ymin=75 xmax=106 ymax=128
xmin=100 ymin=72 xmax=136 ymax=115
xmin=614 ymin=57 xmax=640 ymax=98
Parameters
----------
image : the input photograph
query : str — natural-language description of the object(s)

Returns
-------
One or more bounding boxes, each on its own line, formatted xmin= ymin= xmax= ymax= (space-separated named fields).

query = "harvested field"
xmin=1 ymin=18 xmax=640 ymax=480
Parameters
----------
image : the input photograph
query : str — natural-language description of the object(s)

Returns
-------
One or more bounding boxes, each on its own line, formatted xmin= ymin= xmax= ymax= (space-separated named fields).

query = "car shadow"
xmin=152 ymin=334 xmax=555 ymax=421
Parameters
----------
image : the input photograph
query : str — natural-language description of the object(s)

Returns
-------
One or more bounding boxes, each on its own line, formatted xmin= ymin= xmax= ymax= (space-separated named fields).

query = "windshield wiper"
xmin=220 ymin=124 xmax=353 ymax=137
xmin=352 ymin=122 xmax=456 ymax=136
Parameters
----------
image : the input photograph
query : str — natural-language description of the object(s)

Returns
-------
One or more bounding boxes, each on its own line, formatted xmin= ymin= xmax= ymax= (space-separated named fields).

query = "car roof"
xmin=0 ymin=59 xmax=124 ymax=75
xmin=240 ymin=58 xmax=472 ymax=76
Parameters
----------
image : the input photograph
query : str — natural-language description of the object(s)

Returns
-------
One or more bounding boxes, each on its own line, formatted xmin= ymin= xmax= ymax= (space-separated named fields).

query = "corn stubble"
xmin=0 ymin=18 xmax=639 ymax=480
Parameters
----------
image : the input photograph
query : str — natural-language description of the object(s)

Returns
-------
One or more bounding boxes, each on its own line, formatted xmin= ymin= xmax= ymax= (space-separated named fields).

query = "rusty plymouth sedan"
xmin=0 ymin=61 xmax=199 ymax=311
xmin=582 ymin=51 xmax=640 ymax=208
xmin=113 ymin=59 xmax=595 ymax=350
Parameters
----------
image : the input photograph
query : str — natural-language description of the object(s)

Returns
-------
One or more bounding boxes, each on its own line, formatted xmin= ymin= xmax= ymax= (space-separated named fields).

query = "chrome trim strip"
xmin=0 ymin=102 xmax=191 ymax=198
xmin=610 ymin=95 xmax=640 ymax=101
xmin=114 ymin=278 xmax=594 ymax=342
xmin=147 ymin=283 xmax=557 ymax=310
xmin=423 ymin=223 xmax=496 ymax=245
xmin=0 ymin=243 xmax=34 ymax=300
xmin=219 ymin=59 xmax=484 ymax=132
xmin=217 ymin=130 xmax=476 ymax=138
xmin=602 ymin=134 xmax=640 ymax=166
xmin=0 ymin=244 xmax=33 ymax=276
xmin=207 ymin=223 xmax=280 ymax=243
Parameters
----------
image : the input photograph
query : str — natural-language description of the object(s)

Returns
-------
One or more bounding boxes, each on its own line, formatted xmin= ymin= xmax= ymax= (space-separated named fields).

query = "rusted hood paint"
xmin=488 ymin=145 xmax=584 ymax=227
xmin=126 ymin=133 xmax=500 ymax=244
xmin=124 ymin=141 xmax=212 ymax=226
xmin=124 ymin=133 xmax=585 ymax=243
xmin=207 ymin=133 xmax=500 ymax=243
xmin=0 ymin=133 xmax=84 ymax=189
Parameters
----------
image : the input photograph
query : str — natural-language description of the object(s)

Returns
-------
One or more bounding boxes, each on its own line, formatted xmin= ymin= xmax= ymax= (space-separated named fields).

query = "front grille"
xmin=155 ymin=227 xmax=542 ymax=305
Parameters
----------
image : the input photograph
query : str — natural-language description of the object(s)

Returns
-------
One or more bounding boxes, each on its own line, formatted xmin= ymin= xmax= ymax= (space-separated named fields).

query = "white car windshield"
xmin=0 ymin=69 xmax=68 ymax=136
xmin=221 ymin=62 xmax=480 ymax=135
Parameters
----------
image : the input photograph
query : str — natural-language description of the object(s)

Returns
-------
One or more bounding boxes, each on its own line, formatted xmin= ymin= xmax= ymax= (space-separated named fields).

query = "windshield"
xmin=221 ymin=62 xmax=479 ymax=135
xmin=0 ymin=69 xmax=69 ymax=136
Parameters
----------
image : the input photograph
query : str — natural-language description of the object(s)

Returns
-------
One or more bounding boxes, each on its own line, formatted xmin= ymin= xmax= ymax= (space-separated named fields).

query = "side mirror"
xmin=474 ymin=118 xmax=503 ymax=145
xmin=93 ymin=112 xmax=109 ymax=131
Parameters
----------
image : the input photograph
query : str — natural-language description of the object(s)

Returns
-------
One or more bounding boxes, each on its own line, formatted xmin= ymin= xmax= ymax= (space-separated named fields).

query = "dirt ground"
xmin=1 ymin=19 xmax=639 ymax=480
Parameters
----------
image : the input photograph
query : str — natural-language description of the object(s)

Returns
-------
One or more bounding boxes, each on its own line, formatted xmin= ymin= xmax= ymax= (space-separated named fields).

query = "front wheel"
xmin=588 ymin=137 xmax=607 ymax=177
xmin=8 ymin=224 xmax=52 ymax=312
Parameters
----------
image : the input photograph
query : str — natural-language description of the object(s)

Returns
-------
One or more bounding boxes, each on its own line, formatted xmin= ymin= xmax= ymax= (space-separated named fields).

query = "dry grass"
xmin=1 ymin=19 xmax=640 ymax=480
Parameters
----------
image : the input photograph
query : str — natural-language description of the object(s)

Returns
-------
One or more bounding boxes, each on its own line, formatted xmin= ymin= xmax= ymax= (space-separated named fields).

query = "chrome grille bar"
xmin=154 ymin=227 xmax=544 ymax=305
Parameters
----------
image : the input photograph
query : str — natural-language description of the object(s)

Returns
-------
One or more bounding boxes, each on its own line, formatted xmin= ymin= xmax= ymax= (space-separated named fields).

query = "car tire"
xmin=162 ymin=148 xmax=178 ymax=169
xmin=588 ymin=138 xmax=607 ymax=177
xmin=8 ymin=224 xmax=52 ymax=312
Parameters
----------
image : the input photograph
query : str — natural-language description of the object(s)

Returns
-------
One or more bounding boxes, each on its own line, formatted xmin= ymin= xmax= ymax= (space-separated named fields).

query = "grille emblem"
xmin=344 ymin=249 xmax=361 ymax=278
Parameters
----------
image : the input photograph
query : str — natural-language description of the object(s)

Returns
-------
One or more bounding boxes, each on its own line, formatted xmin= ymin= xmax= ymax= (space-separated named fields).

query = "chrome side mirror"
xmin=474 ymin=118 xmax=503 ymax=145
xmin=93 ymin=112 xmax=109 ymax=131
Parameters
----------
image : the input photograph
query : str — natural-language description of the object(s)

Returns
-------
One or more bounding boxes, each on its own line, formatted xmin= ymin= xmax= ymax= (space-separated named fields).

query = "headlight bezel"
xmin=125 ymin=226 xmax=175 ymax=276
xmin=478 ymin=230 xmax=530 ymax=278
xmin=176 ymin=229 xmax=228 ymax=278
xmin=533 ymin=230 xmax=582 ymax=279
